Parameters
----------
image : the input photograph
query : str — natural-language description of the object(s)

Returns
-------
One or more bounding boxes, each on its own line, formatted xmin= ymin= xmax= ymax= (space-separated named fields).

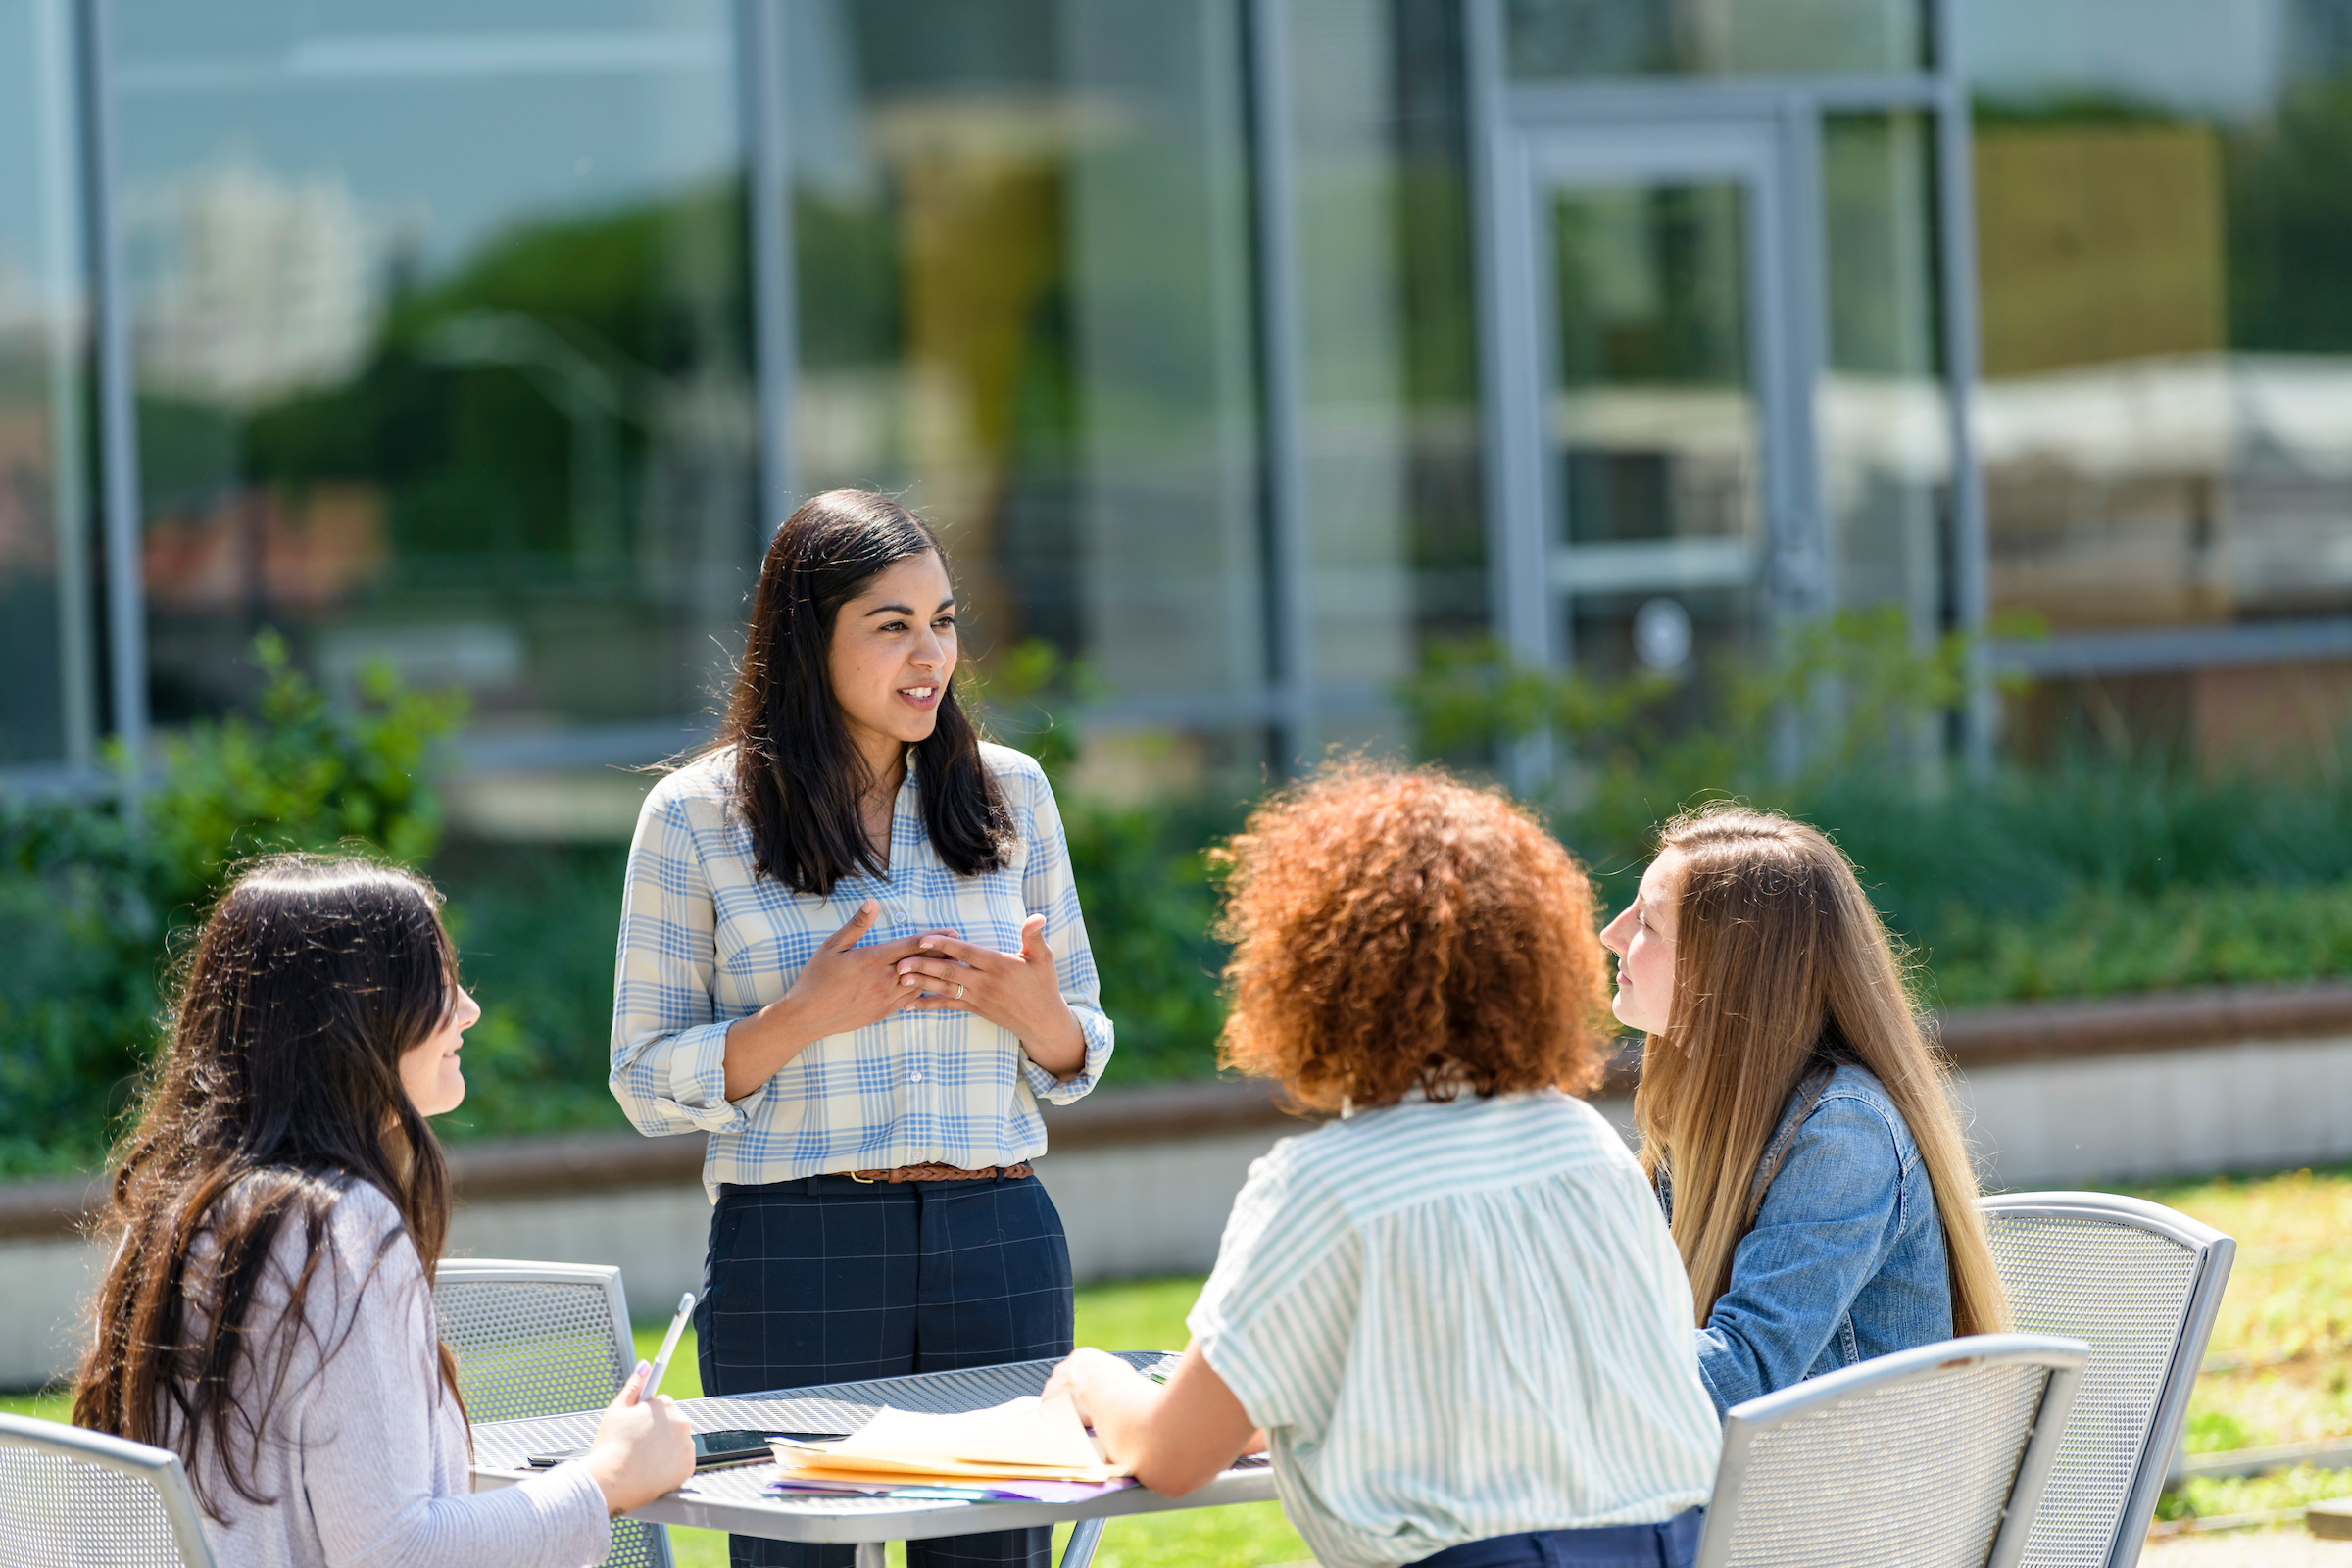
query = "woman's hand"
xmin=891 ymin=915 xmax=1087 ymax=1077
xmin=580 ymin=1361 xmax=695 ymax=1518
xmin=1042 ymin=1344 xmax=1258 ymax=1497
xmin=1040 ymin=1346 xmax=1136 ymax=1420
xmin=720 ymin=901 xmax=952 ymax=1101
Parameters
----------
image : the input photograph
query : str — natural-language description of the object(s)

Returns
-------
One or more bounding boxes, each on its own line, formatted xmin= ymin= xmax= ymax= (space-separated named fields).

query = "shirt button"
xmin=909 ymin=1071 xmax=923 ymax=1083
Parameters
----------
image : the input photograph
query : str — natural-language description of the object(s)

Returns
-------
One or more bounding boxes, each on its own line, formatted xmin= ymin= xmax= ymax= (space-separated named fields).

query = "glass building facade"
xmin=5 ymin=0 xmax=2350 ymax=819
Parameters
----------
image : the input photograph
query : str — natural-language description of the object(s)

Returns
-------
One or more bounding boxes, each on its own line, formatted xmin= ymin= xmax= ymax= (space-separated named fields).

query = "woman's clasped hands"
xmin=722 ymin=899 xmax=956 ymax=1098
xmin=778 ymin=899 xmax=959 ymax=1039
xmin=893 ymin=913 xmax=1087 ymax=1076
xmin=723 ymin=900 xmax=1088 ymax=1097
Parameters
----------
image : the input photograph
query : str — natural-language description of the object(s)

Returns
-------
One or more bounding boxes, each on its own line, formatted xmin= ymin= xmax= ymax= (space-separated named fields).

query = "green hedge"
xmin=0 ymin=635 xmax=464 ymax=1175
xmin=10 ymin=621 xmax=2352 ymax=1175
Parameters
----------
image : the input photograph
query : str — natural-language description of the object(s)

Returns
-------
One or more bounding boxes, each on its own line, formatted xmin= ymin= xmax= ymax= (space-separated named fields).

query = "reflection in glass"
xmin=1287 ymin=0 xmax=1485 ymax=741
xmin=1506 ymin=0 xmax=1925 ymax=82
xmin=0 ymin=0 xmax=95 ymax=768
xmin=112 ymin=0 xmax=757 ymax=737
xmin=1967 ymin=2 xmax=2352 ymax=637
xmin=1570 ymin=584 xmax=1755 ymax=685
xmin=1545 ymin=176 xmax=1762 ymax=685
xmin=1550 ymin=181 xmax=1758 ymax=550
xmin=1820 ymin=112 xmax=1946 ymax=625
xmin=784 ymin=0 xmax=1267 ymax=792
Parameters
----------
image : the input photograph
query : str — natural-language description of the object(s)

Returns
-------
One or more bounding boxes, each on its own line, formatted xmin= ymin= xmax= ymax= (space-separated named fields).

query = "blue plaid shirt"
xmin=610 ymin=744 xmax=1113 ymax=1199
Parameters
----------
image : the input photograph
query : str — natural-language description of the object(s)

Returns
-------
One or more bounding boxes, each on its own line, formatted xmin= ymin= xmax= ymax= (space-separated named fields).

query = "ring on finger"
xmin=955 ymin=983 xmax=965 ymax=1000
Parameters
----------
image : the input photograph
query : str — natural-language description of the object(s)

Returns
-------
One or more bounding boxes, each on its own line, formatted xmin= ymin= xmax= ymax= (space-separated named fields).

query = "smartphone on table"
xmin=526 ymin=1428 xmax=850 ymax=1470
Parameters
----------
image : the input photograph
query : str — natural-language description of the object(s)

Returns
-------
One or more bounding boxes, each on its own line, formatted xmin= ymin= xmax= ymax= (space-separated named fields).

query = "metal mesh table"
xmin=468 ymin=1352 xmax=1276 ymax=1568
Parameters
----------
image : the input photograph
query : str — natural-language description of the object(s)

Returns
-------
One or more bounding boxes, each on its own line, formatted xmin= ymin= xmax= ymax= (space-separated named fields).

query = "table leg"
xmin=855 ymin=1543 xmax=888 ymax=1568
xmin=1059 ymin=1516 xmax=1106 ymax=1568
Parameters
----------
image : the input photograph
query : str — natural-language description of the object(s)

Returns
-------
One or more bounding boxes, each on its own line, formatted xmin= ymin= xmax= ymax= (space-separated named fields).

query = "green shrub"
xmin=141 ymin=630 xmax=463 ymax=914
xmin=0 ymin=634 xmax=466 ymax=1176
xmin=980 ymin=642 xmax=1238 ymax=1082
xmin=0 ymin=800 xmax=161 ymax=1174
xmin=1398 ymin=622 xmax=2352 ymax=1006
xmin=429 ymin=843 xmax=635 ymax=1143
xmin=18 ymin=617 xmax=2352 ymax=1177
xmin=1058 ymin=795 xmax=1235 ymax=1080
xmin=1928 ymin=879 xmax=2352 ymax=1007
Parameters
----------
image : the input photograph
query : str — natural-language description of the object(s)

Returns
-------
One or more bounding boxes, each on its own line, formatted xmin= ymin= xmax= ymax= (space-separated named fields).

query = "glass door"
xmin=1486 ymin=115 xmax=1820 ymax=683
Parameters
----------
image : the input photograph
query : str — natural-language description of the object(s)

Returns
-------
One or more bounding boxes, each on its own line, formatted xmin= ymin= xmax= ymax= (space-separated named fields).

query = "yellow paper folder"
xmin=770 ymin=1394 xmax=1130 ymax=1485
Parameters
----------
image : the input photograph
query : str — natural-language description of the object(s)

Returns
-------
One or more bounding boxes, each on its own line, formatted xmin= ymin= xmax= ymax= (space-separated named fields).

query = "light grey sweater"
xmin=160 ymin=1182 xmax=610 ymax=1568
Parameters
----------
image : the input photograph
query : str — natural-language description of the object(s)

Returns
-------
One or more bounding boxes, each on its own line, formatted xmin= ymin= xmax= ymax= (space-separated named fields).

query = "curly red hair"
xmin=1212 ymin=762 xmax=1615 ymax=1113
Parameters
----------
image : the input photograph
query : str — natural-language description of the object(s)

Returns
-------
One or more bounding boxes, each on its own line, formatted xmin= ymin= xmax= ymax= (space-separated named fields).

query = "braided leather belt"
xmin=846 ymin=1162 xmax=1034 ymax=1184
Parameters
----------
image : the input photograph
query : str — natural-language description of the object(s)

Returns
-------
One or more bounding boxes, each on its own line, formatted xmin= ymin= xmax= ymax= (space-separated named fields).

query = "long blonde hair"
xmin=1633 ymin=803 xmax=2008 ymax=1338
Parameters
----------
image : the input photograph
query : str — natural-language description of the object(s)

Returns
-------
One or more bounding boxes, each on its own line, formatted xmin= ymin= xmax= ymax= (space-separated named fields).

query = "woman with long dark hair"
xmin=1598 ymin=803 xmax=2008 ymax=1415
xmin=74 ymin=856 xmax=693 ymax=1567
xmin=611 ymin=489 xmax=1113 ymax=1568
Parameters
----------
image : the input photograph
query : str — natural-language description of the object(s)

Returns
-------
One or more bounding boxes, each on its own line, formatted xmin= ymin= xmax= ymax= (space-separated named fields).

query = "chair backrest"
xmin=0 ymin=1412 xmax=219 ymax=1568
xmin=1695 ymin=1333 xmax=2089 ymax=1568
xmin=1981 ymin=1192 xmax=2235 ymax=1568
xmin=431 ymin=1260 xmax=671 ymax=1568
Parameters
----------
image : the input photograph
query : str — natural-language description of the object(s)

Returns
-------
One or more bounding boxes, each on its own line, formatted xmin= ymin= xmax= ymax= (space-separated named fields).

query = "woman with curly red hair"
xmin=1046 ymin=764 xmax=1720 ymax=1568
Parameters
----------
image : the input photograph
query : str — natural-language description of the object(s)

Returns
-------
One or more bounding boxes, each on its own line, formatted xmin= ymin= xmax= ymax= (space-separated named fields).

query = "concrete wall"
xmin=1959 ymin=1032 xmax=2352 ymax=1189
xmin=0 ymin=1235 xmax=104 ymax=1396
xmin=7 ymin=1033 xmax=2349 ymax=1390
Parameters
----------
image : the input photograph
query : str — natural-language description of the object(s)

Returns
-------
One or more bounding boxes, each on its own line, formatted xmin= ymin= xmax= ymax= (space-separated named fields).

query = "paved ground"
xmin=2145 ymin=1531 xmax=2352 ymax=1566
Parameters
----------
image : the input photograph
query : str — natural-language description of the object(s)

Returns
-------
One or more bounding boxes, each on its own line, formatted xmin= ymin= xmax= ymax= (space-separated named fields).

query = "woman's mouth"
xmin=897 ymin=684 xmax=940 ymax=710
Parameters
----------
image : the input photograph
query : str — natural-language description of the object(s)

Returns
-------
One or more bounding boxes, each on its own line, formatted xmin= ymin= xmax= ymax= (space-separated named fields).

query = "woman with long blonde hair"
xmin=1598 ymin=803 xmax=2008 ymax=1414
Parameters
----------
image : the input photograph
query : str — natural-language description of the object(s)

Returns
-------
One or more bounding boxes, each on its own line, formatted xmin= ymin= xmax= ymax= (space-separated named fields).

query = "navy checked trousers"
xmin=696 ymin=1171 xmax=1077 ymax=1568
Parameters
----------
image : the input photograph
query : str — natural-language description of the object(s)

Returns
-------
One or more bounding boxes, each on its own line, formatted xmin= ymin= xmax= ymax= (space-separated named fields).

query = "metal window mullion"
xmin=35 ymin=0 xmax=97 ymax=772
xmin=1502 ymin=74 xmax=1944 ymax=128
xmin=740 ymin=0 xmax=797 ymax=538
xmin=1466 ymin=0 xmax=1542 ymax=666
xmin=1463 ymin=0 xmax=1555 ymax=792
xmin=1929 ymin=0 xmax=1990 ymax=773
xmin=1772 ymin=96 xmax=1831 ymax=622
xmin=80 ymin=0 xmax=146 ymax=786
xmin=1247 ymin=0 xmax=1313 ymax=769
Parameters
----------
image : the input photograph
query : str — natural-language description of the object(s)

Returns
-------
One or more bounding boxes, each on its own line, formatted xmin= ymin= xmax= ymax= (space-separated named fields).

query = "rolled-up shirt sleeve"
xmin=1013 ymin=765 xmax=1113 ymax=1104
xmin=610 ymin=781 xmax=749 ymax=1135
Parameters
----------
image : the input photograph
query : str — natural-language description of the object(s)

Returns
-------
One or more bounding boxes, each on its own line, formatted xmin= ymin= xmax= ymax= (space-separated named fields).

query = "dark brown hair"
xmin=1213 ymin=762 xmax=1616 ymax=1113
xmin=1633 ymin=802 xmax=2008 ymax=1337
xmin=73 ymin=855 xmax=466 ymax=1517
xmin=714 ymin=489 xmax=1011 ymax=895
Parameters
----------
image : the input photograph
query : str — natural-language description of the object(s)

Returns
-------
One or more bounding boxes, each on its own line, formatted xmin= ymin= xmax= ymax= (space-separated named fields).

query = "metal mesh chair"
xmin=1694 ymin=1333 xmax=2088 ymax=1568
xmin=433 ymin=1259 xmax=672 ymax=1568
xmin=0 ymin=1411 xmax=219 ymax=1568
xmin=1981 ymin=1192 xmax=2236 ymax=1568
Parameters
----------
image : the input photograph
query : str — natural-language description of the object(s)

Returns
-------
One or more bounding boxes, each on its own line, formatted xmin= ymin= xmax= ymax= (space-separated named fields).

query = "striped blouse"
xmin=609 ymin=744 xmax=1113 ymax=1199
xmin=1188 ymin=1090 xmax=1721 ymax=1568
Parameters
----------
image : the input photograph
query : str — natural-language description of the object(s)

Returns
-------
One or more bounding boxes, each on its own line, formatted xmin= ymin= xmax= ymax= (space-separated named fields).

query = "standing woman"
xmin=611 ymin=489 xmax=1113 ymax=1568
xmin=1598 ymin=803 xmax=2008 ymax=1415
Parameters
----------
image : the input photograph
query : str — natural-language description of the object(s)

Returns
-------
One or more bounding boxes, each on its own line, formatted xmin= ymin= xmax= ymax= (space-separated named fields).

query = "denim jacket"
xmin=1658 ymin=1062 xmax=1953 ymax=1415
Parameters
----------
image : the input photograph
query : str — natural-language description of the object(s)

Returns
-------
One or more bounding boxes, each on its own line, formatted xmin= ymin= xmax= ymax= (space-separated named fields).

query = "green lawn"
xmin=0 ymin=1386 xmax=69 ymax=1423
xmin=2130 ymin=1166 xmax=2352 ymax=1529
